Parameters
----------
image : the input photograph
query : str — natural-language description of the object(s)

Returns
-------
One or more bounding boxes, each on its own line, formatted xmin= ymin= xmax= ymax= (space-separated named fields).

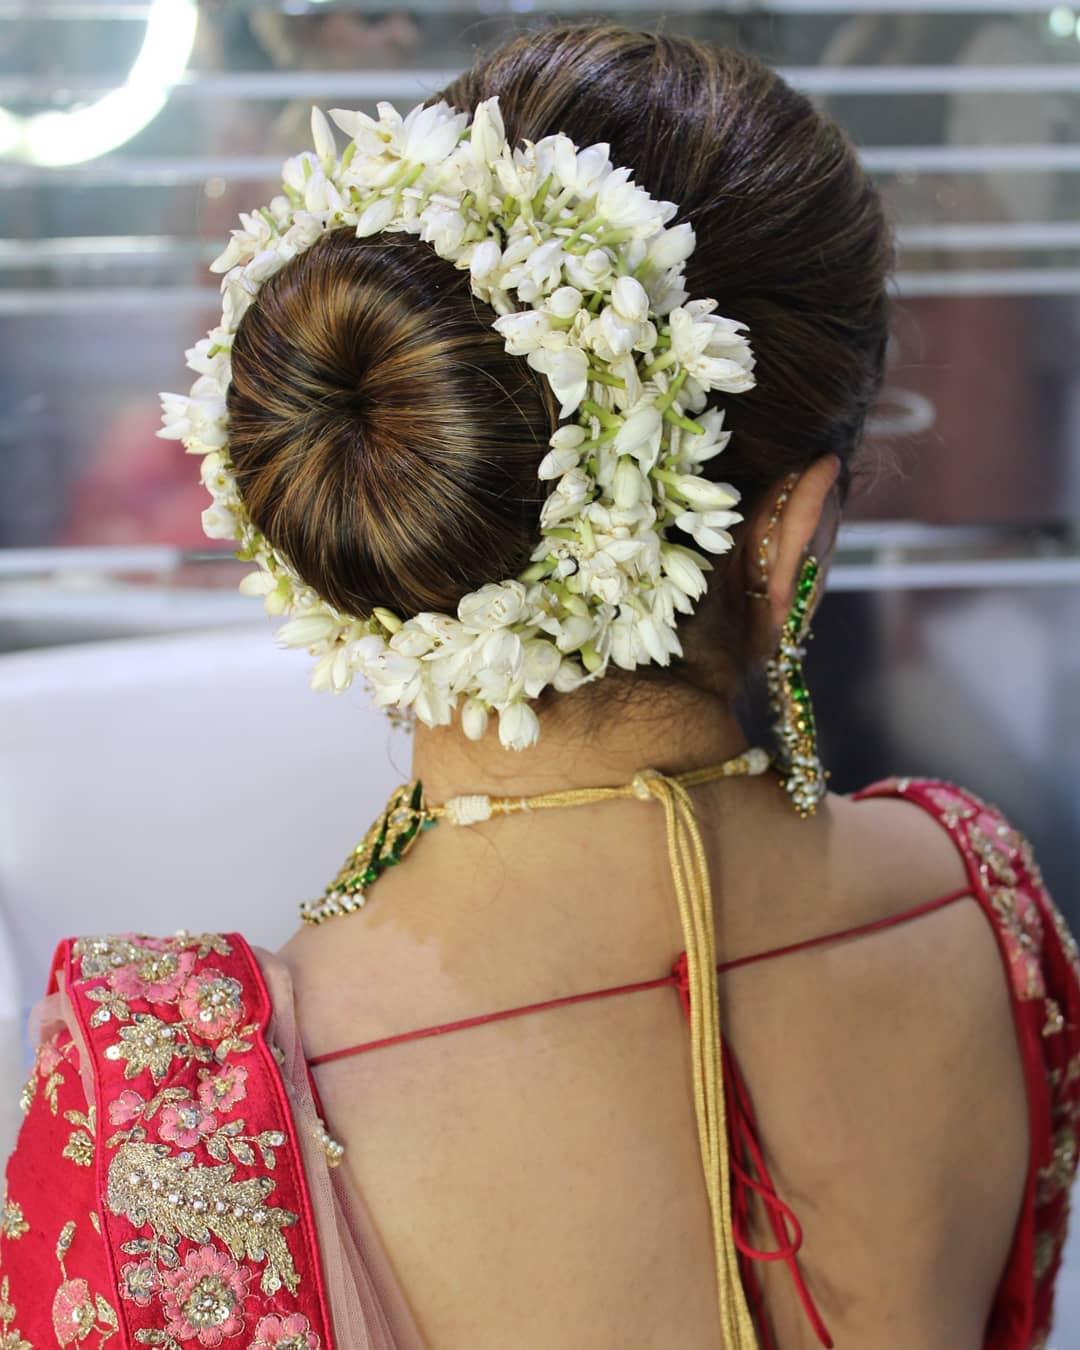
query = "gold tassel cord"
xmin=635 ymin=769 xmax=759 ymax=1349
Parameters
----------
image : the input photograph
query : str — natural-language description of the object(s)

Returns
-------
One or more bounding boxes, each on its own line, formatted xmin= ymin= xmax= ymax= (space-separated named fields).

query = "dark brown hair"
xmin=226 ymin=24 xmax=892 ymax=692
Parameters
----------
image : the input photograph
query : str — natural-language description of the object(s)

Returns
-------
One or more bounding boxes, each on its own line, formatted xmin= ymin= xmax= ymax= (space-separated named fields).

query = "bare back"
xmin=280 ymin=777 xmax=1030 ymax=1348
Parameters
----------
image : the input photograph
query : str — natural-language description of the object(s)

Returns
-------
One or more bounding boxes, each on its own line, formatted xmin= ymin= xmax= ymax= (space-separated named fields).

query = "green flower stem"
xmin=654 ymin=369 xmax=687 ymax=412
xmin=580 ymin=642 xmax=604 ymax=672
xmin=589 ymin=368 xmax=625 ymax=388
xmin=545 ymin=527 xmax=578 ymax=541
xmin=341 ymin=140 xmax=357 ymax=172
xmin=664 ymin=408 xmax=706 ymax=435
xmin=643 ymin=350 xmax=677 ymax=377
xmin=530 ymin=174 xmax=554 ymax=217
xmin=543 ymin=185 xmax=576 ymax=223
xmin=579 ymin=516 xmax=596 ymax=552
xmin=582 ymin=399 xmax=619 ymax=429
xmin=563 ymin=213 xmax=605 ymax=249
xmin=587 ymin=291 xmax=605 ymax=314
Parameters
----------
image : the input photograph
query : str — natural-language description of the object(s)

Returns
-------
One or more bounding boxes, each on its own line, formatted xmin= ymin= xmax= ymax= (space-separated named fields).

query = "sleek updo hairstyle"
xmin=226 ymin=24 xmax=893 ymax=704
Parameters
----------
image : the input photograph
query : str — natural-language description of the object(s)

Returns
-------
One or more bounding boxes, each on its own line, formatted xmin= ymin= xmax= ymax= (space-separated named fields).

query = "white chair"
xmin=0 ymin=624 xmax=408 ymax=1154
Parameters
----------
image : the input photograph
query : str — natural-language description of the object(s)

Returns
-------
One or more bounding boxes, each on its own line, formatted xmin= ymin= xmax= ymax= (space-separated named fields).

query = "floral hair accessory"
xmin=159 ymin=99 xmax=756 ymax=750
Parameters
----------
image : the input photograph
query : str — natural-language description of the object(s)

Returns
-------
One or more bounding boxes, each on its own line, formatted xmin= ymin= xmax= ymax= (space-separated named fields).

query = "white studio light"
xmin=1048 ymin=6 xmax=1077 ymax=38
xmin=2 ymin=0 xmax=198 ymax=167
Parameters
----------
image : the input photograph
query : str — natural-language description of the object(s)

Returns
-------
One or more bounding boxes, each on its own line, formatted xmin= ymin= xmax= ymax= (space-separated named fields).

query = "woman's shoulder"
xmin=826 ymin=774 xmax=1080 ymax=1343
xmin=3 ymin=929 xmax=335 ymax=1347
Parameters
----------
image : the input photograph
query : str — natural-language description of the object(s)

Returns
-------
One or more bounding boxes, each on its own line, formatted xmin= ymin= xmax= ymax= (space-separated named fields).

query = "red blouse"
xmin=1 ymin=776 xmax=1078 ymax=1349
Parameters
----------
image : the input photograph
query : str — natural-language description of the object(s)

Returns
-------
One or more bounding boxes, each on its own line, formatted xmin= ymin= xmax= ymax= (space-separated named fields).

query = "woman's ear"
xmin=749 ymin=456 xmax=841 ymax=628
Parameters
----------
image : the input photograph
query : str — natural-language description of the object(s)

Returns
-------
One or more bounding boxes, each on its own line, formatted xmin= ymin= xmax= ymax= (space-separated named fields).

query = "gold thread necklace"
xmin=299 ymin=745 xmax=772 ymax=927
xmin=299 ymin=743 xmax=774 ymax=1350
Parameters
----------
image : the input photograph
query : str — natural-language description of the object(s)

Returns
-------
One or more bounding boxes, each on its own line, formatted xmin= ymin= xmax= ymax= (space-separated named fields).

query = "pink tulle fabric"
xmin=254 ymin=947 xmax=428 ymax=1350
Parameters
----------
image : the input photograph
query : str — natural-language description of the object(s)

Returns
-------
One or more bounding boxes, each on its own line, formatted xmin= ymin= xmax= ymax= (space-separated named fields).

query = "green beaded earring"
xmin=765 ymin=553 xmax=828 ymax=817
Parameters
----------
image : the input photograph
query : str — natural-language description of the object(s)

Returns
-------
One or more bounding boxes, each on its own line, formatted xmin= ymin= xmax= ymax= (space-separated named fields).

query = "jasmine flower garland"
xmin=159 ymin=98 xmax=756 ymax=750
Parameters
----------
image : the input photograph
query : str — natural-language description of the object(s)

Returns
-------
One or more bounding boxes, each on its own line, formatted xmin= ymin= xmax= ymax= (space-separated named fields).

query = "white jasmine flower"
xmin=521 ymin=639 xmax=562 ymax=696
xmin=645 ymin=223 xmax=695 ymax=272
xmin=311 ymin=106 xmax=337 ymax=168
xmin=674 ymin=507 xmax=743 ymax=554
xmin=209 ymin=211 xmax=273 ymax=274
xmin=388 ymin=625 xmax=436 ymax=658
xmin=469 ymin=238 xmax=502 ymax=281
xmin=284 ymin=212 xmax=326 ymax=254
xmin=401 ymin=100 xmax=470 ymax=166
xmin=277 ymin=613 xmax=340 ymax=648
xmin=636 ymin=609 xmax=679 ymax=665
xmin=610 ymin=276 xmax=650 ymax=323
xmin=497 ymin=701 xmax=540 ymax=751
xmin=419 ymin=205 xmax=466 ymax=257
xmin=551 ymin=659 xmax=588 ymax=692
xmin=457 ymin=697 xmax=487 ymax=741
xmin=201 ymin=503 xmax=239 ymax=540
xmin=613 ymin=457 xmax=644 ymax=509
xmin=458 ymin=580 xmax=527 ymax=630
xmin=612 ymin=405 xmax=663 ymax=465
xmin=552 ymin=613 xmax=592 ymax=652
xmin=492 ymin=310 xmax=552 ymax=355
xmin=354 ymin=195 xmax=397 ymax=238
xmin=665 ymin=475 xmax=741 ymax=512
xmin=365 ymin=649 xmax=423 ymax=707
xmin=281 ymin=151 xmax=318 ymax=197
xmin=563 ymin=248 xmax=612 ymax=292
xmin=469 ymin=98 xmax=505 ymax=163
xmin=661 ymin=543 xmax=712 ymax=599
xmin=539 ymin=466 xmax=590 ymax=527
xmin=676 ymin=408 xmax=732 ymax=468
xmin=595 ymin=168 xmax=675 ymax=235
xmin=414 ymin=676 xmax=454 ymax=727
xmin=528 ymin=345 xmax=588 ymax=418
xmin=544 ymin=286 xmax=584 ymax=322
xmin=668 ymin=301 xmax=756 ymax=393
xmin=538 ymin=440 xmax=583 ymax=480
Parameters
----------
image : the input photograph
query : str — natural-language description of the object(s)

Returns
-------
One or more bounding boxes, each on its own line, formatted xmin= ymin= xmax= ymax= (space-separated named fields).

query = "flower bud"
xmin=461 ymin=698 xmax=490 ymax=741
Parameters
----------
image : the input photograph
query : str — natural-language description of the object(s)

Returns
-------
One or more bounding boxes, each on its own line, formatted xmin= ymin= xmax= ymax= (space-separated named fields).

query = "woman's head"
xmin=225 ymin=24 xmax=892 ymax=712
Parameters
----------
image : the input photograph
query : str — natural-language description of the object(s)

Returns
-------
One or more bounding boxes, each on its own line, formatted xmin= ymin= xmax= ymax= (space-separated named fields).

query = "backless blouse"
xmin=3 ymin=777 xmax=1079 ymax=1348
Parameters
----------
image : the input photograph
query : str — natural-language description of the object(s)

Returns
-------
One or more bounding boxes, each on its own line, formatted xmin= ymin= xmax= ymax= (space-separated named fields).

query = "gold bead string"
xmin=746 ymin=470 xmax=798 ymax=601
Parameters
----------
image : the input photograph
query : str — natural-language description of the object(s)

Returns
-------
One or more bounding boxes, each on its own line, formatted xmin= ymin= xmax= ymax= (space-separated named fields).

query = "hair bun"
xmin=226 ymin=227 xmax=556 ymax=620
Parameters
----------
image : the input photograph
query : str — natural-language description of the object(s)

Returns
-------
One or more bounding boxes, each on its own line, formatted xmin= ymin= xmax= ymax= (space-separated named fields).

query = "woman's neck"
xmin=409 ymin=683 xmax=755 ymax=803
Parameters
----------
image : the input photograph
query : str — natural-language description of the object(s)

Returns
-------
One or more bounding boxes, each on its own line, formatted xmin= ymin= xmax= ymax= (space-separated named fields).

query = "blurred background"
xmin=1 ymin=0 xmax=1079 ymax=1333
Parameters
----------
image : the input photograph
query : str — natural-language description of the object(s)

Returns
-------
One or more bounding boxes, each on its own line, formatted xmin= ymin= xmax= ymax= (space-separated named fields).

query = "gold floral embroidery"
xmin=104 ymin=1014 xmax=209 ymax=1083
xmin=72 ymin=933 xmax=231 ymax=982
xmin=0 ymin=1276 xmax=30 ymax=1350
xmin=0 ymin=1191 xmax=27 ymax=1242
xmin=19 ymin=1032 xmax=79 ymax=1116
xmin=63 ymin=1107 xmax=97 ymax=1168
xmin=106 ymin=1141 xmax=299 ymax=1296
xmin=1043 ymin=998 xmax=1065 ymax=1037
xmin=1034 ymin=1231 xmax=1056 ymax=1281
xmin=1037 ymin=1126 xmax=1077 ymax=1204
xmin=968 ymin=821 xmax=1020 ymax=887
xmin=1048 ymin=897 xmax=1080 ymax=989
xmin=989 ymin=885 xmax=1045 ymax=1001
xmin=75 ymin=931 xmax=315 ymax=1327
xmin=53 ymin=1220 xmax=119 ymax=1346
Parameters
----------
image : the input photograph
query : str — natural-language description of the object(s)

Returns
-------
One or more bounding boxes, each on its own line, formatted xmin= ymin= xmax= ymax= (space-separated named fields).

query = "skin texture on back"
xmin=280 ymin=778 xmax=1030 ymax=1348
